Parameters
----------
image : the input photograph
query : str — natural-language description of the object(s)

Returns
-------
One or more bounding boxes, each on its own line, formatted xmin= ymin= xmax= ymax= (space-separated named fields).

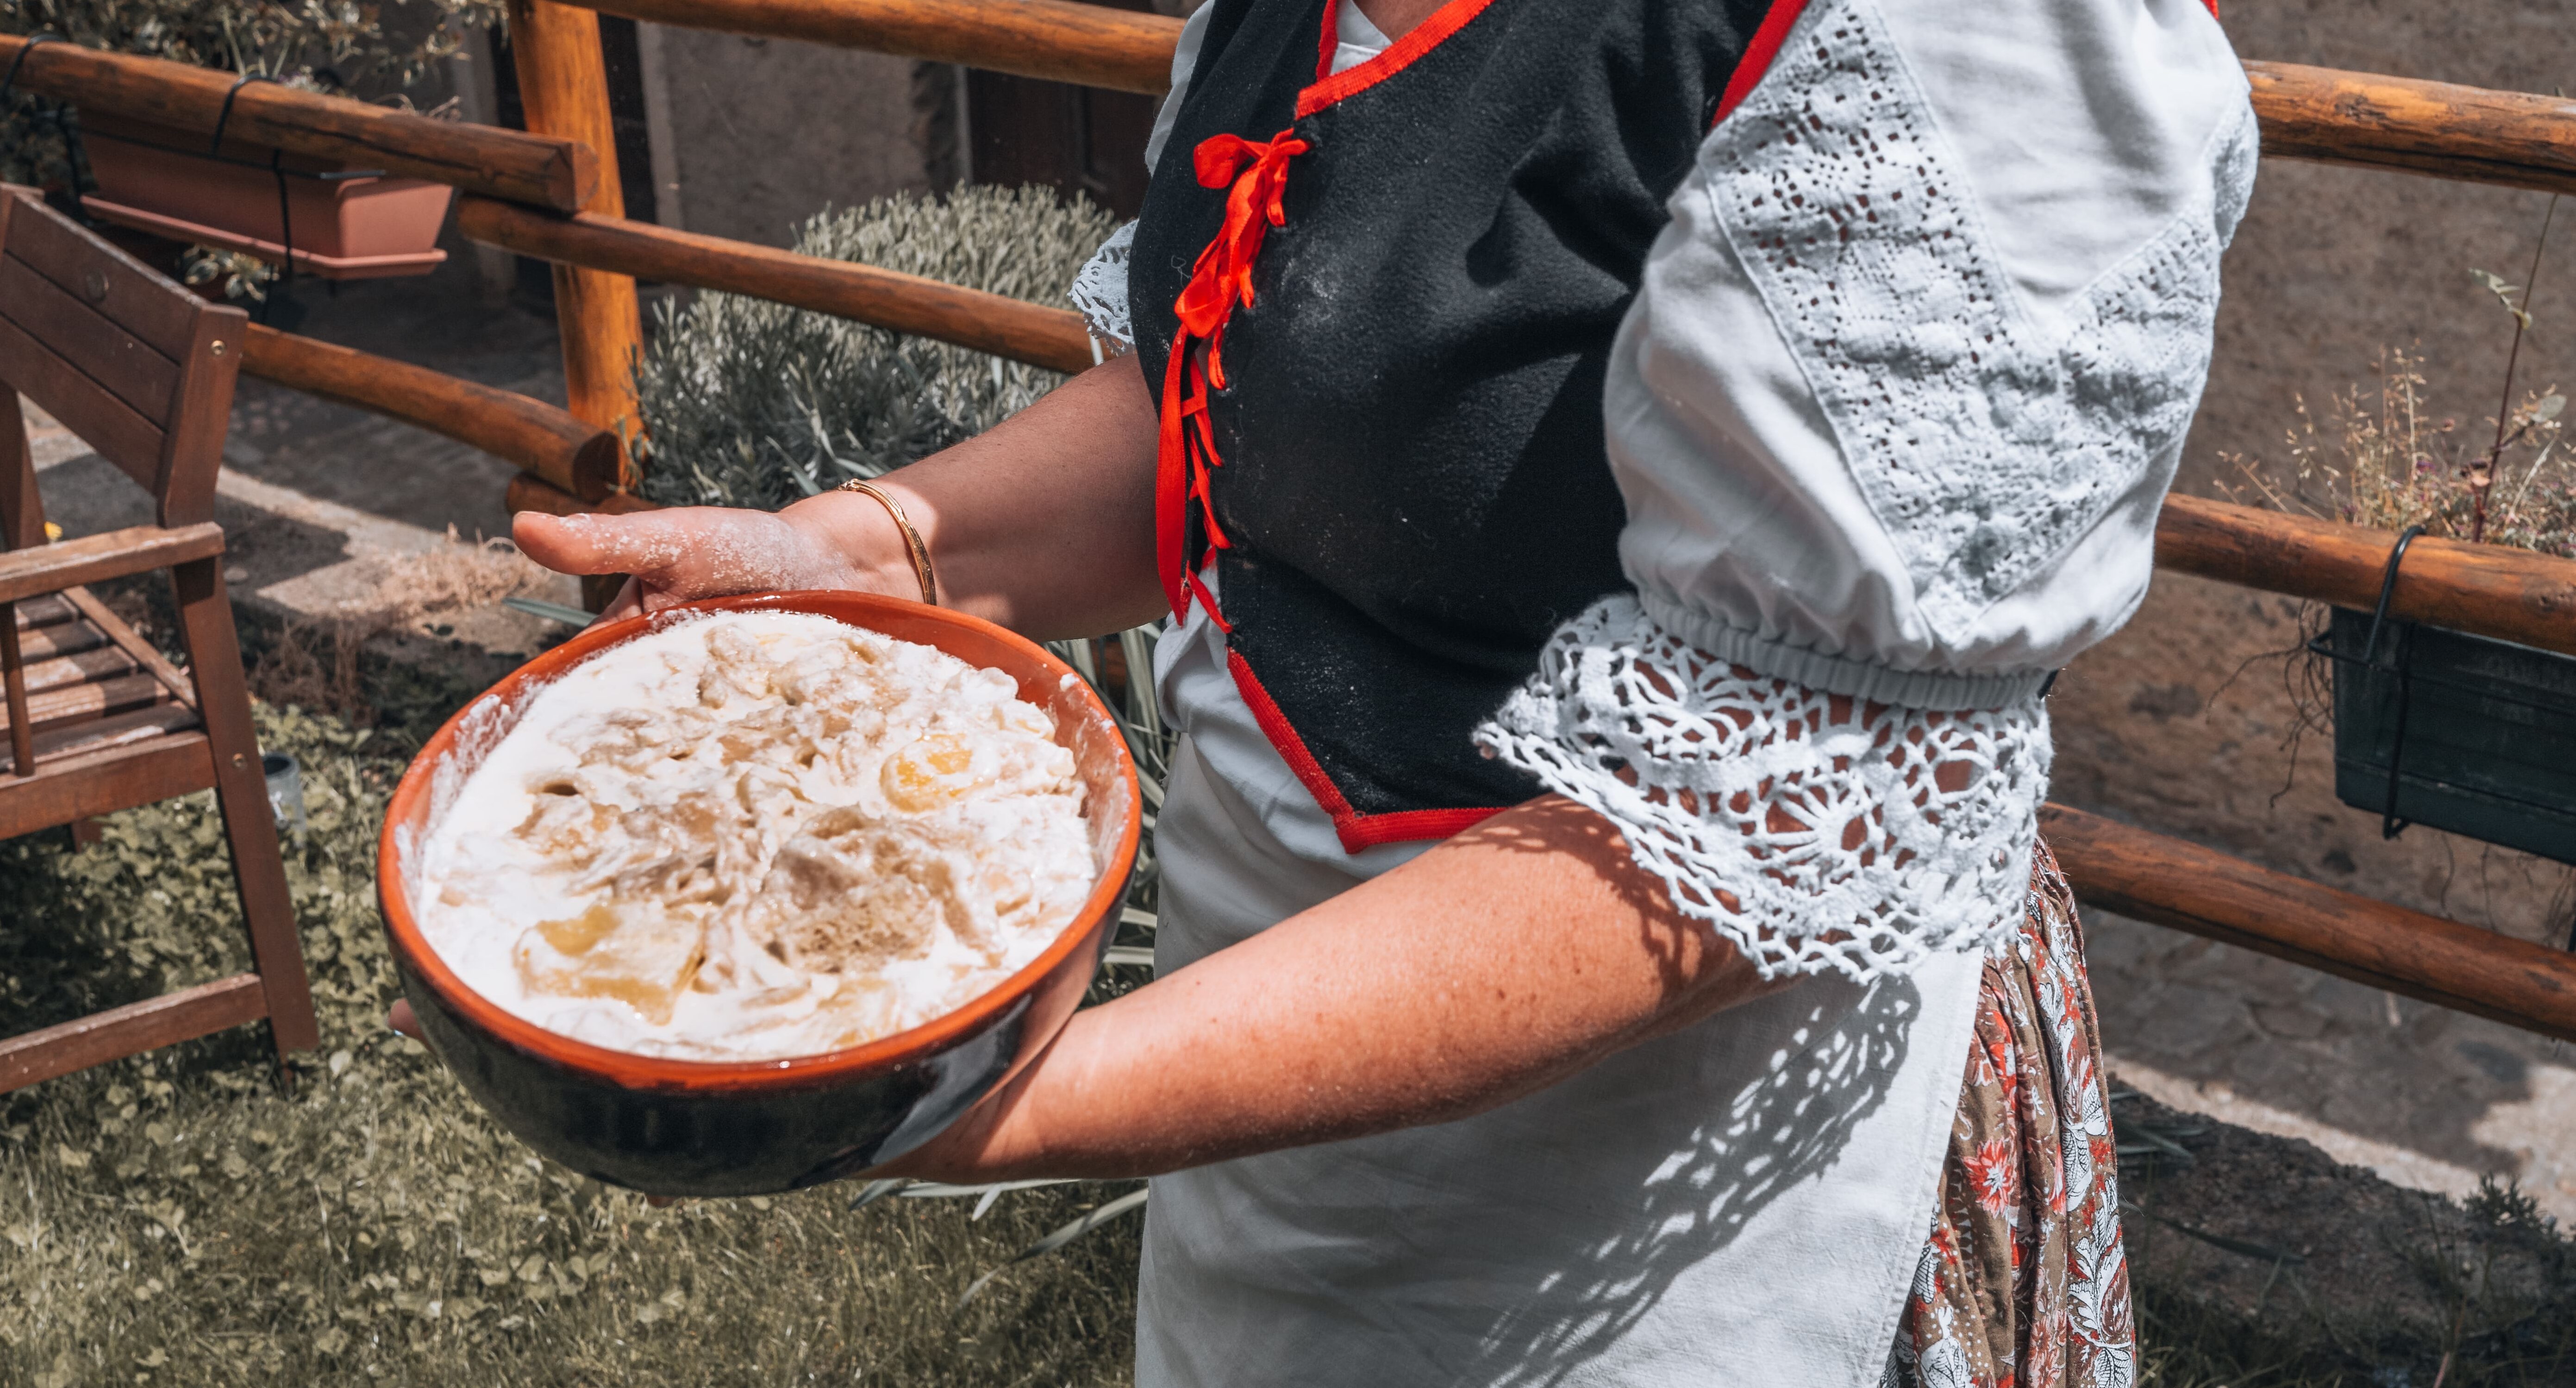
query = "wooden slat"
xmin=2250 ymin=62 xmax=2576 ymax=197
xmin=456 ymin=198 xmax=1100 ymax=374
xmin=0 ymin=972 xmax=265 ymax=1093
xmin=10 ymin=594 xmax=75 ymax=630
xmin=0 ymin=728 xmax=210 ymax=839
xmin=14 ymin=613 xmax=106 ymax=662
xmin=0 ymin=700 xmax=200 ymax=775
xmin=2042 ymin=804 xmax=2576 ymax=1042
xmin=239 ymin=325 xmax=622 ymax=499
xmin=0 ymin=256 xmax=180 ymax=425
xmin=0 ymin=671 xmax=167 ymax=739
xmin=2155 ymin=494 xmax=2576 ymax=659
xmin=0 ymin=35 xmax=594 ymax=211
xmin=0 ymin=524 xmax=224 ymax=605
xmin=3 ymin=193 xmax=199 ymax=352
xmin=0 ymin=310 xmax=165 ymax=486
xmin=571 ymin=0 xmax=1182 ymax=95
xmin=13 ymin=643 xmax=140 ymax=696
xmin=64 ymin=586 xmax=195 ymax=710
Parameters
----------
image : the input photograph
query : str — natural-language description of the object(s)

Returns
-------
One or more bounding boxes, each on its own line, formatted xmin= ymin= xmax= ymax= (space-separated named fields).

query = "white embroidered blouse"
xmin=1080 ymin=0 xmax=2255 ymax=984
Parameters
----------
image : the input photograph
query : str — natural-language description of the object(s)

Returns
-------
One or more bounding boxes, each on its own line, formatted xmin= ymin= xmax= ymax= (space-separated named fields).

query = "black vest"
xmin=1131 ymin=0 xmax=1767 ymax=850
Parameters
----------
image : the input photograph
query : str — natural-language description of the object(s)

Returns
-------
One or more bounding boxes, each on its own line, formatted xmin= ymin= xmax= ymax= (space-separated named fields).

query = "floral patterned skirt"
xmin=1884 ymin=840 xmax=2132 ymax=1388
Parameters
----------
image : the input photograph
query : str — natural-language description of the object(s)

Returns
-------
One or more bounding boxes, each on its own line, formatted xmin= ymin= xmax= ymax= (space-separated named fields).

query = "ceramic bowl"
xmin=375 ymin=592 xmax=1140 ymax=1197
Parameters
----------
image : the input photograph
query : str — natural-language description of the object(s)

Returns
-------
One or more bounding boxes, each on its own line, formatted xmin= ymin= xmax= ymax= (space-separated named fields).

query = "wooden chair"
xmin=0 ymin=185 xmax=316 ymax=1090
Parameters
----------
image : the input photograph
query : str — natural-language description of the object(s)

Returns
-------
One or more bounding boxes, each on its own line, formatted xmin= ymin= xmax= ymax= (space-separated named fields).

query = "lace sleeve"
xmin=1475 ymin=596 xmax=2050 ymax=983
xmin=1068 ymin=220 xmax=1136 ymax=355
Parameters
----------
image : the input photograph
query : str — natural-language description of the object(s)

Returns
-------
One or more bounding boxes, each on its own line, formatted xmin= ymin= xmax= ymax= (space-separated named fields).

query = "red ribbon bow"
xmin=1157 ymin=127 xmax=1310 ymax=621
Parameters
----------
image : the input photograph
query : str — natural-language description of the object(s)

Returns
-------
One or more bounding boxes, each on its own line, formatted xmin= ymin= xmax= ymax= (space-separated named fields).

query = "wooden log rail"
xmin=2156 ymin=494 xmax=2576 ymax=659
xmin=0 ymin=33 xmax=592 ymax=210
xmin=456 ymin=196 xmax=1098 ymax=374
xmin=2249 ymin=63 xmax=2576 ymax=198
xmin=238 ymin=325 xmax=621 ymax=499
xmin=2043 ymin=806 xmax=2576 ymax=1043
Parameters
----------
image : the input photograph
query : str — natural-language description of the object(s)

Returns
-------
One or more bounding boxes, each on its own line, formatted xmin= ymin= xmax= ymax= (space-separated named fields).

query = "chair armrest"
xmin=0 ymin=524 xmax=226 ymax=605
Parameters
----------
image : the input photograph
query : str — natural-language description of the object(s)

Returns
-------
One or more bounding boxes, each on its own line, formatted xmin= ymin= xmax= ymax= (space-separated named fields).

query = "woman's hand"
xmin=513 ymin=501 xmax=909 ymax=625
xmin=513 ymin=352 xmax=1167 ymax=638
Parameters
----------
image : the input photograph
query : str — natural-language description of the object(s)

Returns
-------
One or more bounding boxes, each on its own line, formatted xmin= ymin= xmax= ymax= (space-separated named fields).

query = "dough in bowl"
xmin=413 ymin=611 xmax=1094 ymax=1061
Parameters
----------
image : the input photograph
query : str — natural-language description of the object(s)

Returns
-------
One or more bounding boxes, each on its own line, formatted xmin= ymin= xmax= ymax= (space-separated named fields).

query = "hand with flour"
xmin=514 ymin=350 xmax=1168 ymax=640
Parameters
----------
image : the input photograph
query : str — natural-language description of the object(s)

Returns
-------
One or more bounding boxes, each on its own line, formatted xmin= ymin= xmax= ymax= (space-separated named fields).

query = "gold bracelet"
xmin=836 ymin=478 xmax=938 ymax=606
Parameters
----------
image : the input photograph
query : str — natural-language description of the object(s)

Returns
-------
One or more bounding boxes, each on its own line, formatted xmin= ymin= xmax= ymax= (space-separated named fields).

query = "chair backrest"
xmin=0 ymin=186 xmax=247 ymax=537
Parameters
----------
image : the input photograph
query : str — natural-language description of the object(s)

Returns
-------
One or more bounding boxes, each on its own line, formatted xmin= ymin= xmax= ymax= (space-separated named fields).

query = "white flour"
xmin=413 ymin=611 xmax=1094 ymax=1060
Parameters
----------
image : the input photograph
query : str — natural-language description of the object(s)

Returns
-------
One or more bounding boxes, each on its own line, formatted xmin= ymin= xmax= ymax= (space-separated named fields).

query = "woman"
xmin=502 ymin=0 xmax=2253 ymax=1381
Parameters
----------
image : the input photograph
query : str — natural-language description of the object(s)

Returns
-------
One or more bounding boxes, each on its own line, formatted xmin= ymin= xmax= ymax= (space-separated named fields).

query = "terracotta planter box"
xmin=79 ymin=114 xmax=453 ymax=279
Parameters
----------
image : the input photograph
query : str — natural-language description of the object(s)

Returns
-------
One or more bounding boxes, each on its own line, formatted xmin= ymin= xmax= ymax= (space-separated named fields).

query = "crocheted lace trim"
xmin=1476 ymin=596 xmax=2050 ymax=982
xmin=1067 ymin=220 xmax=1136 ymax=352
xmin=1706 ymin=0 xmax=2256 ymax=642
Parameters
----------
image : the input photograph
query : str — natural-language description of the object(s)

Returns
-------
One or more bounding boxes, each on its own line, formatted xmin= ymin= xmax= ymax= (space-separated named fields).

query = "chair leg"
xmin=172 ymin=558 xmax=319 ymax=1059
xmin=0 ymin=599 xmax=33 ymax=776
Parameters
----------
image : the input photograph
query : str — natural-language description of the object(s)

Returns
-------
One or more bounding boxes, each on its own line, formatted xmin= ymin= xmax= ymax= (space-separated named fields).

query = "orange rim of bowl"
xmin=375 ymin=590 xmax=1144 ymax=1094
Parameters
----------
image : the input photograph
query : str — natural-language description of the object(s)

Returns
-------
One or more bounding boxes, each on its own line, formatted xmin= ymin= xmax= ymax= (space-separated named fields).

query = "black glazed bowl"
xmin=376 ymin=592 xmax=1140 ymax=1197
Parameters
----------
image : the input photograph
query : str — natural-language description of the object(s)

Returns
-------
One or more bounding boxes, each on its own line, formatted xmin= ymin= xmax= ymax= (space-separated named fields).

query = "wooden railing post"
xmin=504 ymin=0 xmax=644 ymax=494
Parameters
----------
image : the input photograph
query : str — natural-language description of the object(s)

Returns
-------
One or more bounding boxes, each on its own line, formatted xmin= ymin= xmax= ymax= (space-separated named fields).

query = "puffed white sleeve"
xmin=1477 ymin=0 xmax=2257 ymax=981
xmin=1067 ymin=2 xmax=1215 ymax=350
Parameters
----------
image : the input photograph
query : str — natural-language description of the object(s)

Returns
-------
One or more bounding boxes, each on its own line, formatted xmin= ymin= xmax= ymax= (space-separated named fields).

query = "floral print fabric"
xmin=1884 ymin=841 xmax=2133 ymax=1388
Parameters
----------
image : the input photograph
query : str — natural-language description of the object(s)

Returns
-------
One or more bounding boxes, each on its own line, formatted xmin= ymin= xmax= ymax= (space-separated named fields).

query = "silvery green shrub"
xmin=631 ymin=186 xmax=1117 ymax=512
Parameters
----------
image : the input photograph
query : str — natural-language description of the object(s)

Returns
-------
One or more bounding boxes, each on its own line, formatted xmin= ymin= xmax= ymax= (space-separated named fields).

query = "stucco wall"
xmin=646 ymin=31 xmax=949 ymax=248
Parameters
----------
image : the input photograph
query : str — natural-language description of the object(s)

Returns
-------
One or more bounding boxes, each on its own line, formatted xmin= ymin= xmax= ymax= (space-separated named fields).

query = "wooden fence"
xmin=5 ymin=9 xmax=2576 ymax=1040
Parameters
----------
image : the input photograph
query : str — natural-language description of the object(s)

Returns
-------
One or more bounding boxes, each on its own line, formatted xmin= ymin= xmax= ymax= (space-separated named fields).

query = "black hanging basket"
xmin=2313 ymin=526 xmax=2576 ymax=866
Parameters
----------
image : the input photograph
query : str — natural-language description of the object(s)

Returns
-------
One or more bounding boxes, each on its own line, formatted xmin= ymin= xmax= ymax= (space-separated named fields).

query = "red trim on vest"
xmin=1711 ymin=0 xmax=1809 ymax=126
xmin=1298 ymin=0 xmax=1500 ymax=118
xmin=1227 ymin=648 xmax=1507 ymax=850
xmin=1157 ymin=128 xmax=1309 ymax=625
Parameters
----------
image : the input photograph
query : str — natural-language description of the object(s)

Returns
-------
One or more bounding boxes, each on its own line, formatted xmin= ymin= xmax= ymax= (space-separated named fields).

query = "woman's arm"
xmin=515 ymin=351 xmax=1164 ymax=639
xmin=882 ymin=794 xmax=1786 ymax=1182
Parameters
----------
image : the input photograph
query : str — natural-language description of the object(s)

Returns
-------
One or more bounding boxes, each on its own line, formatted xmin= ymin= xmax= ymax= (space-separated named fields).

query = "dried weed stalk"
xmin=250 ymin=528 xmax=549 ymax=720
xmin=2218 ymin=347 xmax=2574 ymax=559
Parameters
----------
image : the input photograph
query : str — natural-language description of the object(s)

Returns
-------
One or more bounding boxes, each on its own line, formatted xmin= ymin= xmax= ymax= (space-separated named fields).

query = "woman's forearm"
xmin=884 ymin=796 xmax=1790 ymax=1182
xmin=786 ymin=351 xmax=1165 ymax=638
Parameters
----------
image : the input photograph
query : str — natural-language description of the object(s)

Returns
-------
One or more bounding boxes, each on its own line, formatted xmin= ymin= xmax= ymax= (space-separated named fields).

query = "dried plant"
xmin=2220 ymin=197 xmax=2576 ymax=558
xmin=2218 ymin=348 xmax=2575 ymax=559
xmin=249 ymin=528 xmax=550 ymax=720
xmin=179 ymin=243 xmax=276 ymax=301
xmin=631 ymin=185 xmax=1118 ymax=512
